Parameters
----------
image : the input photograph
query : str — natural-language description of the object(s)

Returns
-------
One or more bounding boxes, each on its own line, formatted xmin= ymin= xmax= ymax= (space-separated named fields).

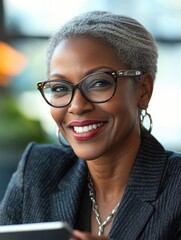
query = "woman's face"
xmin=49 ymin=37 xmax=148 ymax=160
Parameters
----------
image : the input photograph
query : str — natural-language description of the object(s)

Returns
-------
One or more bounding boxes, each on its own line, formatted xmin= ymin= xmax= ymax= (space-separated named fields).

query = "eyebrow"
xmin=85 ymin=66 xmax=114 ymax=75
xmin=49 ymin=66 xmax=114 ymax=80
xmin=49 ymin=73 xmax=65 ymax=79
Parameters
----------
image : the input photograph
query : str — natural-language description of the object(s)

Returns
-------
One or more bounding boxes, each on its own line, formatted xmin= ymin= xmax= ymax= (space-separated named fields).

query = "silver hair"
xmin=46 ymin=11 xmax=158 ymax=80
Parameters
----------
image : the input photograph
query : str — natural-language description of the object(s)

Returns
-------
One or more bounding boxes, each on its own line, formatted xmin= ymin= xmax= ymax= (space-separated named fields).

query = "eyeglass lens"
xmin=42 ymin=72 xmax=116 ymax=107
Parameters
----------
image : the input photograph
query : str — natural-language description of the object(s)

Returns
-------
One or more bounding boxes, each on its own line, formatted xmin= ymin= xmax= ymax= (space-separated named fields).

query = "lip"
xmin=68 ymin=120 xmax=105 ymax=127
xmin=68 ymin=120 xmax=108 ymax=141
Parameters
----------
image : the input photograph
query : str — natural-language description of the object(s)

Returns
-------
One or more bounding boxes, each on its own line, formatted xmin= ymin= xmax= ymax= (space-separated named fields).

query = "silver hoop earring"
xmin=57 ymin=129 xmax=71 ymax=148
xmin=140 ymin=109 xmax=153 ymax=134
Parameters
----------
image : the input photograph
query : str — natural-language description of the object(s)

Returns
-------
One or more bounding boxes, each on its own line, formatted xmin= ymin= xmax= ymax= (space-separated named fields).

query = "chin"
xmin=72 ymin=148 xmax=102 ymax=161
xmin=69 ymin=139 xmax=107 ymax=160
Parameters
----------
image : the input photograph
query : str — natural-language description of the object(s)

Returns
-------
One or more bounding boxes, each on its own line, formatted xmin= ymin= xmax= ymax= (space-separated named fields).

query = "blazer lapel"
xmin=109 ymin=134 xmax=167 ymax=240
xmin=50 ymin=159 xmax=88 ymax=227
xmin=109 ymin=190 xmax=154 ymax=240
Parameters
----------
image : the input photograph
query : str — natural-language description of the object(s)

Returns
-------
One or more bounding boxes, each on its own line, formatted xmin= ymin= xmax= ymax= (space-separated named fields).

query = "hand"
xmin=70 ymin=230 xmax=110 ymax=240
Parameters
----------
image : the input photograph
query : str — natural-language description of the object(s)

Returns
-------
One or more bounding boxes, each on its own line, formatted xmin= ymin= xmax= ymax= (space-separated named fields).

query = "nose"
xmin=68 ymin=88 xmax=95 ymax=115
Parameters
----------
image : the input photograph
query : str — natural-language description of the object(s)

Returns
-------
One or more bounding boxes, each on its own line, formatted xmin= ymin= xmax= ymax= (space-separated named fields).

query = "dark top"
xmin=0 ymin=133 xmax=181 ymax=239
xmin=75 ymin=182 xmax=91 ymax=232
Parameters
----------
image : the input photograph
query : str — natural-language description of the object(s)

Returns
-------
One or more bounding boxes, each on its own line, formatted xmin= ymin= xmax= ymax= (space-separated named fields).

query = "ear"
xmin=138 ymin=73 xmax=154 ymax=109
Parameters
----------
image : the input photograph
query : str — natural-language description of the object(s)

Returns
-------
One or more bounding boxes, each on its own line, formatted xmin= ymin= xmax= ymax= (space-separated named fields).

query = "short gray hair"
xmin=47 ymin=11 xmax=158 ymax=80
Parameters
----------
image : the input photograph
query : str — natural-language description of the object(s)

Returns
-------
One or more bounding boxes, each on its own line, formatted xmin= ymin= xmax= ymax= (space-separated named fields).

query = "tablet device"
xmin=0 ymin=221 xmax=73 ymax=240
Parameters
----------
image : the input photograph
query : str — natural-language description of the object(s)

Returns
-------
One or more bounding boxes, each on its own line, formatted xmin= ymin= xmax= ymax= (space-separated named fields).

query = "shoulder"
xmin=165 ymin=150 xmax=181 ymax=177
xmin=166 ymin=150 xmax=181 ymax=160
xmin=24 ymin=142 xmax=76 ymax=160
xmin=19 ymin=142 xmax=78 ymax=184
xmin=23 ymin=142 xmax=77 ymax=166
xmin=141 ymin=133 xmax=181 ymax=195
xmin=161 ymin=150 xmax=181 ymax=193
xmin=165 ymin=150 xmax=181 ymax=172
xmin=0 ymin=143 xmax=80 ymax=224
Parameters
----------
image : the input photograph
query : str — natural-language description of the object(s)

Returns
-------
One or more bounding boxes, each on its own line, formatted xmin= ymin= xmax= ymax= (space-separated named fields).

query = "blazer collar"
xmin=109 ymin=133 xmax=167 ymax=239
xmin=127 ymin=132 xmax=166 ymax=201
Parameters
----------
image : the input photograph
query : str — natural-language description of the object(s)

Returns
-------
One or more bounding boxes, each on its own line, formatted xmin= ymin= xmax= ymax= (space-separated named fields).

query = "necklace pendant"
xmin=98 ymin=225 xmax=104 ymax=236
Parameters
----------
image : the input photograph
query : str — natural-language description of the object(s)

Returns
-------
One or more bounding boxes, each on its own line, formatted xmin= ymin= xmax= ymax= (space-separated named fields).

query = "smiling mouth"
xmin=73 ymin=122 xmax=104 ymax=133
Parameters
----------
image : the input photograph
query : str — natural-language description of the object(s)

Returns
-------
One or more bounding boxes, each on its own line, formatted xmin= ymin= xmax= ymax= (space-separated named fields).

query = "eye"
xmin=46 ymin=81 xmax=72 ymax=97
xmin=88 ymin=79 xmax=114 ymax=91
xmin=51 ymin=84 xmax=70 ymax=93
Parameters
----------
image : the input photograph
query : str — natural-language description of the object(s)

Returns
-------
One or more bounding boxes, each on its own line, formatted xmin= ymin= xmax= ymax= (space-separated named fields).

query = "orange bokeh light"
xmin=0 ymin=41 xmax=27 ymax=86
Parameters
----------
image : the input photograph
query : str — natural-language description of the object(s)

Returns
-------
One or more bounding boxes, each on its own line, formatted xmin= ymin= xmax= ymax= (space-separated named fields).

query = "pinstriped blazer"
xmin=0 ymin=134 xmax=181 ymax=239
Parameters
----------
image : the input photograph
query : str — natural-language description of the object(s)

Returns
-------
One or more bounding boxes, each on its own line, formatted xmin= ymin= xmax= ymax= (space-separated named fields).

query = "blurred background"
xmin=0 ymin=0 xmax=181 ymax=199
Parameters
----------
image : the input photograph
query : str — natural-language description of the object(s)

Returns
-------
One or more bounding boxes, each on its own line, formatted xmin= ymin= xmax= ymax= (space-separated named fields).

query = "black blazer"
xmin=0 ymin=134 xmax=181 ymax=239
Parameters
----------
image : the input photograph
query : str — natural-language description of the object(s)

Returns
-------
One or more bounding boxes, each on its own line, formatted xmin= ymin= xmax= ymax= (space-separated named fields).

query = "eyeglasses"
xmin=37 ymin=70 xmax=142 ymax=108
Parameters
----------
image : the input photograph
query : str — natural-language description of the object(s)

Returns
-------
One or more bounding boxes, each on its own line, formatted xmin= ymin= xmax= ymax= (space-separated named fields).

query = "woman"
xmin=0 ymin=11 xmax=181 ymax=240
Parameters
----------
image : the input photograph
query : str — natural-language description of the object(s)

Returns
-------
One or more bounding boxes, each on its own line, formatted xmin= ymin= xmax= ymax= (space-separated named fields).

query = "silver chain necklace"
xmin=88 ymin=175 xmax=120 ymax=236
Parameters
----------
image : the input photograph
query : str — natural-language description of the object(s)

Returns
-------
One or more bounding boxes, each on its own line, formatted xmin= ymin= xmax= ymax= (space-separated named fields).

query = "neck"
xmin=86 ymin=132 xmax=141 ymax=200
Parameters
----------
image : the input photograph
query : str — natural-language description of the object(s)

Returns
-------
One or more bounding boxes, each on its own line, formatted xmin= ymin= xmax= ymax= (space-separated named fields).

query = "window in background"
xmin=4 ymin=0 xmax=109 ymax=36
xmin=4 ymin=0 xmax=181 ymax=39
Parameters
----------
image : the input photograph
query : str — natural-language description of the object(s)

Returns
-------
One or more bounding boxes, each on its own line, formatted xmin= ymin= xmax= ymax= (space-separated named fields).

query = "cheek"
xmin=109 ymin=87 xmax=138 ymax=124
xmin=50 ymin=108 xmax=66 ymax=127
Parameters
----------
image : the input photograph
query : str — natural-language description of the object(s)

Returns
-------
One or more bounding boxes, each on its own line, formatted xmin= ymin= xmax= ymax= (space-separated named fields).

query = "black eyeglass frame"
xmin=37 ymin=70 xmax=143 ymax=108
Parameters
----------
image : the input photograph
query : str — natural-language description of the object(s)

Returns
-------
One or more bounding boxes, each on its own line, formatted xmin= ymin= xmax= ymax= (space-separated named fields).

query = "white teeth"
xmin=73 ymin=123 xmax=104 ymax=133
xmin=93 ymin=124 xmax=97 ymax=129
